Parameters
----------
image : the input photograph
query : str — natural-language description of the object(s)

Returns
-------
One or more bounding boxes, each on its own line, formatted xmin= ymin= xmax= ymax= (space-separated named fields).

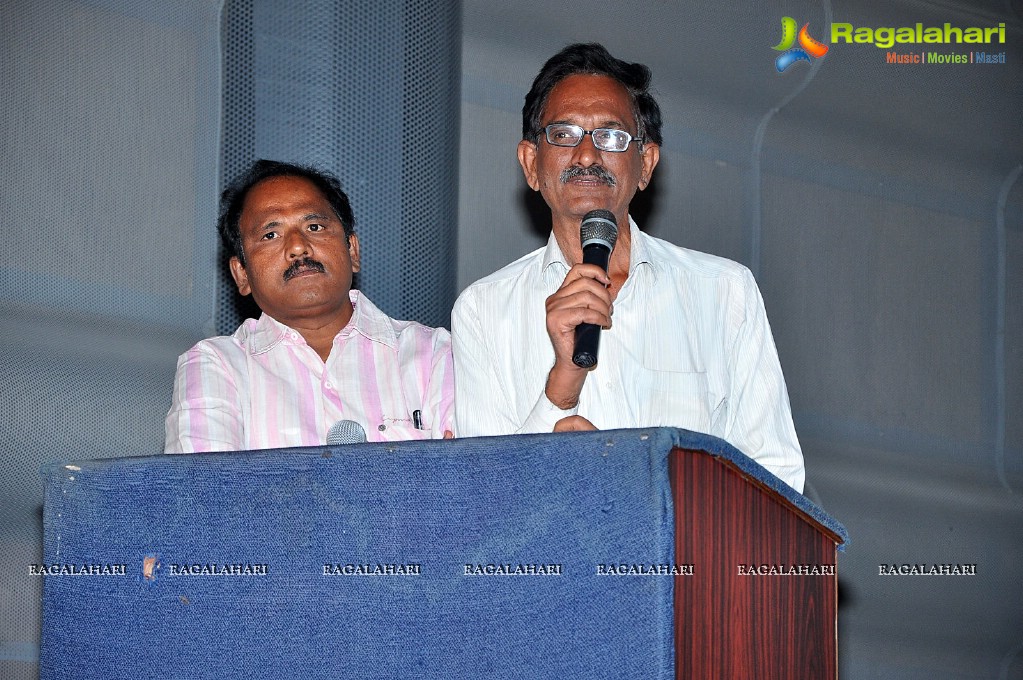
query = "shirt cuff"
xmin=519 ymin=392 xmax=579 ymax=434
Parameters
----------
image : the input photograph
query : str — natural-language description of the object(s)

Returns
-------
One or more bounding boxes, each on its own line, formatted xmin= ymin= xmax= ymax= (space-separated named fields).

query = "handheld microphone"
xmin=326 ymin=419 xmax=367 ymax=445
xmin=572 ymin=209 xmax=618 ymax=369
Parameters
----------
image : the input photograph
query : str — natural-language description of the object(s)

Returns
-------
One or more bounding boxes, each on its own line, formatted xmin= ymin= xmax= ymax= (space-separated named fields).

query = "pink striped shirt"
xmin=165 ymin=291 xmax=454 ymax=452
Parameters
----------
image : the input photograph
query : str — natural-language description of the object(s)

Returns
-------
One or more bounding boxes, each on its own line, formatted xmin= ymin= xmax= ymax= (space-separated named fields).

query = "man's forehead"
xmin=541 ymin=74 xmax=636 ymax=126
xmin=242 ymin=175 xmax=332 ymax=218
xmin=248 ymin=174 xmax=327 ymax=201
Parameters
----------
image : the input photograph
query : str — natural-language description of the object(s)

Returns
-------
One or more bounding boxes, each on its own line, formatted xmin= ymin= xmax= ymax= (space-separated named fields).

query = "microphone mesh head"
xmin=326 ymin=419 xmax=367 ymax=445
xmin=580 ymin=209 xmax=618 ymax=250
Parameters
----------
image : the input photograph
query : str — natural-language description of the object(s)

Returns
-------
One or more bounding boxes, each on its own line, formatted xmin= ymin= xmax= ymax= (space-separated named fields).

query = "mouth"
xmin=560 ymin=166 xmax=617 ymax=187
xmin=283 ymin=257 xmax=326 ymax=282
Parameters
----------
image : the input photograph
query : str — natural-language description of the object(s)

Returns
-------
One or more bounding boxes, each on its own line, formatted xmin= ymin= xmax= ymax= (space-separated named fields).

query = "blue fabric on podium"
xmin=40 ymin=429 xmax=682 ymax=678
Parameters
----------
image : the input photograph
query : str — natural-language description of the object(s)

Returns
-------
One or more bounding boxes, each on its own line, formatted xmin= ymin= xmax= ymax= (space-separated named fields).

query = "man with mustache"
xmin=165 ymin=160 xmax=454 ymax=452
xmin=451 ymin=44 xmax=804 ymax=492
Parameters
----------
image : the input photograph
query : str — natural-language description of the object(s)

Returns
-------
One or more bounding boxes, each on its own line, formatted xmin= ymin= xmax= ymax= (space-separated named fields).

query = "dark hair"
xmin=218 ymin=159 xmax=356 ymax=265
xmin=522 ymin=43 xmax=662 ymax=147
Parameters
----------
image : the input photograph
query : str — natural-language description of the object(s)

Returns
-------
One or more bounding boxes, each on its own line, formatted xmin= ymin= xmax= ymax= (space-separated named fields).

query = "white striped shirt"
xmin=452 ymin=220 xmax=804 ymax=492
xmin=165 ymin=290 xmax=454 ymax=452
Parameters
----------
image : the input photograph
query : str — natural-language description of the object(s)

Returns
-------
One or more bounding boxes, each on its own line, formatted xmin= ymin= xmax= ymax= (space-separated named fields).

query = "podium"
xmin=39 ymin=428 xmax=846 ymax=678
xmin=670 ymin=438 xmax=846 ymax=678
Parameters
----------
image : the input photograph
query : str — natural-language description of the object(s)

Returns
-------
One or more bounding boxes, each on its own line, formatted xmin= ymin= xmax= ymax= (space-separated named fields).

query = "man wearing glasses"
xmin=451 ymin=43 xmax=804 ymax=492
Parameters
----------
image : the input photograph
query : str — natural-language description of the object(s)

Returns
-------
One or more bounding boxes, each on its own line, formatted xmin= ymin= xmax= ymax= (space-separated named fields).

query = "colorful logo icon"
xmin=773 ymin=17 xmax=829 ymax=72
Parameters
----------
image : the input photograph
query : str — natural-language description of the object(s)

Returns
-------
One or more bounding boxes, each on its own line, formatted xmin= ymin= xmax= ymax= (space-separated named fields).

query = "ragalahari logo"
xmin=773 ymin=17 xmax=829 ymax=72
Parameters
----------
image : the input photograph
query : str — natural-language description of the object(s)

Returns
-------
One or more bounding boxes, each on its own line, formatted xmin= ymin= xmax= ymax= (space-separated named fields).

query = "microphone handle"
xmin=572 ymin=242 xmax=612 ymax=369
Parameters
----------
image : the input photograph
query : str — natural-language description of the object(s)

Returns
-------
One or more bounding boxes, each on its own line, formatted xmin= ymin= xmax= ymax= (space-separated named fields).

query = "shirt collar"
xmin=626 ymin=216 xmax=654 ymax=276
xmin=541 ymin=215 xmax=656 ymax=284
xmin=238 ymin=313 xmax=292 ymax=355
xmin=541 ymin=231 xmax=570 ymax=276
xmin=238 ymin=289 xmax=397 ymax=355
xmin=338 ymin=290 xmax=399 ymax=349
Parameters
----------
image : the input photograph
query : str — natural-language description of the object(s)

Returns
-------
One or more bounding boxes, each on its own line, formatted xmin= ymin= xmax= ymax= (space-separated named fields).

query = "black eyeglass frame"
xmin=540 ymin=124 xmax=645 ymax=152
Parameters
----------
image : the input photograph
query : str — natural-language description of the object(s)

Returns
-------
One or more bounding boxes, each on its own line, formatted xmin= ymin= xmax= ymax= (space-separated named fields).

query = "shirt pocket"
xmin=375 ymin=419 xmax=431 ymax=442
xmin=638 ymin=367 xmax=714 ymax=434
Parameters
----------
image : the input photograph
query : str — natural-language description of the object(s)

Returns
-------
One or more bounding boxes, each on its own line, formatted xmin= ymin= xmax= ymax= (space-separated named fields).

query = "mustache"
xmin=560 ymin=165 xmax=617 ymax=187
xmin=283 ymin=257 xmax=325 ymax=281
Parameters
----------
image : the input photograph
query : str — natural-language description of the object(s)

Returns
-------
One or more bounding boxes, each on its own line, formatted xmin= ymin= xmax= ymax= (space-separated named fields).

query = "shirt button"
xmin=378 ymin=424 xmax=386 ymax=432
xmin=324 ymin=382 xmax=333 ymax=389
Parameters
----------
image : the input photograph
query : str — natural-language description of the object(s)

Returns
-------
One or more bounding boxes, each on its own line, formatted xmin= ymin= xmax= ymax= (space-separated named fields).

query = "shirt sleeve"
xmin=452 ymin=287 xmax=508 ymax=436
xmin=424 ymin=328 xmax=456 ymax=439
xmin=164 ymin=343 xmax=245 ymax=453
xmin=724 ymin=269 xmax=805 ymax=492
xmin=519 ymin=392 xmax=578 ymax=434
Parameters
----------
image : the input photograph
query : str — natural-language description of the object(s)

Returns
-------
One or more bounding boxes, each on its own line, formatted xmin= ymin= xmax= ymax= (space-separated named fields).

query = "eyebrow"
xmin=254 ymin=212 xmax=334 ymax=231
xmin=547 ymin=118 xmax=628 ymax=129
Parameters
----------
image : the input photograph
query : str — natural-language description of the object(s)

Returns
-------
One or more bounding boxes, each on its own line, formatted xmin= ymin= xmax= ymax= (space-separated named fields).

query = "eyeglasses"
xmin=542 ymin=124 xmax=643 ymax=152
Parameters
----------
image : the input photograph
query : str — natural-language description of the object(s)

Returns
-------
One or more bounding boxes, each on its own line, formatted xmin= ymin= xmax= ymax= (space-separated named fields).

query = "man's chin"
xmin=565 ymin=198 xmax=622 ymax=221
xmin=256 ymin=291 xmax=351 ymax=320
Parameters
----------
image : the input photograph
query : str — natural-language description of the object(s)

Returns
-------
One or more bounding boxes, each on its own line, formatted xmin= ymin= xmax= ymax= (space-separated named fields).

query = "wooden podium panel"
xmin=672 ymin=448 xmax=842 ymax=680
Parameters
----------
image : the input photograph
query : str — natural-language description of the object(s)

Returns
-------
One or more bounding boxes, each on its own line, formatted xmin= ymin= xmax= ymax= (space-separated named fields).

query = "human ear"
xmin=229 ymin=256 xmax=251 ymax=296
xmin=347 ymin=233 xmax=361 ymax=273
xmin=517 ymin=139 xmax=541 ymax=191
xmin=638 ymin=143 xmax=660 ymax=190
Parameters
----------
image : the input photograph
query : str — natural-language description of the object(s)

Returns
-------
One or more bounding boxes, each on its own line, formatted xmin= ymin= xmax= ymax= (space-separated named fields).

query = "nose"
xmin=570 ymin=132 xmax=601 ymax=167
xmin=285 ymin=228 xmax=310 ymax=259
